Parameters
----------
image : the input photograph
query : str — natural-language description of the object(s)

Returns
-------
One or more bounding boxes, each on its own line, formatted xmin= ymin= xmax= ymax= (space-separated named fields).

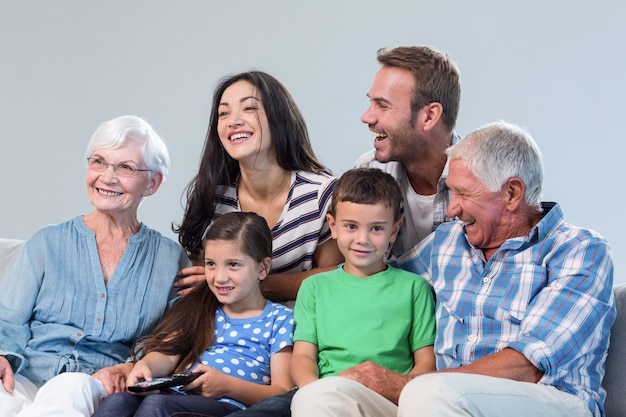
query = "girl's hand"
xmin=126 ymin=360 xmax=154 ymax=387
xmin=181 ymin=364 xmax=226 ymax=398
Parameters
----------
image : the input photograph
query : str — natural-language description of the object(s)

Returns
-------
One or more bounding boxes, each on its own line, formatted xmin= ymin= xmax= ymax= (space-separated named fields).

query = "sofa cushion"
xmin=0 ymin=238 xmax=24 ymax=281
xmin=604 ymin=283 xmax=626 ymax=417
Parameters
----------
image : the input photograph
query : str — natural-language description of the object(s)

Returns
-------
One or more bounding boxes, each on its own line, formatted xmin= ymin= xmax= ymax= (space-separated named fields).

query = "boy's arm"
xmin=408 ymin=345 xmax=436 ymax=376
xmin=291 ymin=340 xmax=320 ymax=387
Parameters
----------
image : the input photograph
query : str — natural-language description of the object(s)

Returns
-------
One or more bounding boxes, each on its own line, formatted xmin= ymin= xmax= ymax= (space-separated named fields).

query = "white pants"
xmin=398 ymin=373 xmax=592 ymax=417
xmin=0 ymin=373 xmax=107 ymax=417
xmin=291 ymin=376 xmax=397 ymax=417
xmin=291 ymin=374 xmax=592 ymax=417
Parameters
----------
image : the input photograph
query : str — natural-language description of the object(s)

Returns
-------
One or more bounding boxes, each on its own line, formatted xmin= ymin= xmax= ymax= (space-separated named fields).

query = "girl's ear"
xmin=258 ymin=257 xmax=272 ymax=281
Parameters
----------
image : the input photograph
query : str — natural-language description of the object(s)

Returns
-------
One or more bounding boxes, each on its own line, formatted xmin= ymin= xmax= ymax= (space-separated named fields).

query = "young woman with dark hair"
xmin=174 ymin=71 xmax=343 ymax=305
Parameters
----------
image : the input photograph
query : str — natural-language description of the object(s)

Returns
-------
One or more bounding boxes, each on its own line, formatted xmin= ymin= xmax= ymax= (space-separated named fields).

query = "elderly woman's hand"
xmin=0 ymin=356 xmax=15 ymax=394
xmin=92 ymin=362 xmax=133 ymax=395
xmin=173 ymin=265 xmax=206 ymax=296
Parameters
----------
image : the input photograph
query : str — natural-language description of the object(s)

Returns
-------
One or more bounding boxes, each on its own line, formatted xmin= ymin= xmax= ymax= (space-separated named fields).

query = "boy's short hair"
xmin=331 ymin=167 xmax=402 ymax=221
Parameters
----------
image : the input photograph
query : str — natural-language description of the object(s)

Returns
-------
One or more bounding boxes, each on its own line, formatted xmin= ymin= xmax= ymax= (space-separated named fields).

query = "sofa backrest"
xmin=0 ymin=238 xmax=24 ymax=281
xmin=604 ymin=283 xmax=626 ymax=417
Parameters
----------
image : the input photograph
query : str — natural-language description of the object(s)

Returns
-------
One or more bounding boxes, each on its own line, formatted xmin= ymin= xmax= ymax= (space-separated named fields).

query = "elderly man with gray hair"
xmin=290 ymin=121 xmax=614 ymax=417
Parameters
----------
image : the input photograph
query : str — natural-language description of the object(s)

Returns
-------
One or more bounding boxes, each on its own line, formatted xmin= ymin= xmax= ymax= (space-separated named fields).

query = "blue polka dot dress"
xmin=192 ymin=301 xmax=294 ymax=409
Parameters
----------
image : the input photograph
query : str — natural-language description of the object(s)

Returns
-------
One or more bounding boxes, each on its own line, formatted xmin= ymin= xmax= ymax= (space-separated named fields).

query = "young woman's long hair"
xmin=133 ymin=212 xmax=273 ymax=371
xmin=174 ymin=71 xmax=331 ymax=261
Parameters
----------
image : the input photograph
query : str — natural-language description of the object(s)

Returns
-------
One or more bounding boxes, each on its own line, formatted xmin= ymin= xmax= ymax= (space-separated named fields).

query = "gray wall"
xmin=1 ymin=1 xmax=624 ymax=283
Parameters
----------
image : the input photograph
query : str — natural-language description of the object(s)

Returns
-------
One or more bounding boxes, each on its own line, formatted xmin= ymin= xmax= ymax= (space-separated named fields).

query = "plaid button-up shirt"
xmin=396 ymin=203 xmax=615 ymax=417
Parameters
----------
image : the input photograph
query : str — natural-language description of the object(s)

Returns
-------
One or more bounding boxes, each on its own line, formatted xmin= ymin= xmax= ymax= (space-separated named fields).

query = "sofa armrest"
xmin=603 ymin=283 xmax=626 ymax=417
xmin=0 ymin=238 xmax=25 ymax=281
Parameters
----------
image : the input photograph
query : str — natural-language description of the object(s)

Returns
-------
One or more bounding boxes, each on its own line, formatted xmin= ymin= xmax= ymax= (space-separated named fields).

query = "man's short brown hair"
xmin=377 ymin=45 xmax=461 ymax=130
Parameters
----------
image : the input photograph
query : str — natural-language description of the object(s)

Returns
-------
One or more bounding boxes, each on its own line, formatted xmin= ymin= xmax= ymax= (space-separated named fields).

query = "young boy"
xmin=225 ymin=167 xmax=436 ymax=417
xmin=290 ymin=167 xmax=436 ymax=415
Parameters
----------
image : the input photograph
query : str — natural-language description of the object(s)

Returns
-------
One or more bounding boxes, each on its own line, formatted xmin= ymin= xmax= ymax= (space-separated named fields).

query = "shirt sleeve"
xmin=167 ymin=245 xmax=193 ymax=308
xmin=410 ymin=276 xmax=436 ymax=351
xmin=269 ymin=305 xmax=295 ymax=354
xmin=293 ymin=277 xmax=318 ymax=345
xmin=392 ymin=232 xmax=435 ymax=283
xmin=507 ymin=234 xmax=615 ymax=383
xmin=317 ymin=176 xmax=337 ymax=246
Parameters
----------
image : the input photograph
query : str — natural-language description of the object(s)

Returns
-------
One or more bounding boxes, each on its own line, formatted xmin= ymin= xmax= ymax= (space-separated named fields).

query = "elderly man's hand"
xmin=339 ymin=361 xmax=412 ymax=405
xmin=92 ymin=363 xmax=133 ymax=394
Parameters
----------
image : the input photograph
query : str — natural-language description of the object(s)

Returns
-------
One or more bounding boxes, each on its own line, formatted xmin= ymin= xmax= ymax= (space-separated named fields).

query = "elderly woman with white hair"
xmin=0 ymin=115 xmax=190 ymax=416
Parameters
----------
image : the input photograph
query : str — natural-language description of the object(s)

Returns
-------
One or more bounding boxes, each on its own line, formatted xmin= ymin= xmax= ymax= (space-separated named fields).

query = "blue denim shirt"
xmin=0 ymin=216 xmax=190 ymax=386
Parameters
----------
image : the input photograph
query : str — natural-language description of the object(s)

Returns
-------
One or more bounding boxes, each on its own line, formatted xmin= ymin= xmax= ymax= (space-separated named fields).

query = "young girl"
xmin=92 ymin=212 xmax=295 ymax=417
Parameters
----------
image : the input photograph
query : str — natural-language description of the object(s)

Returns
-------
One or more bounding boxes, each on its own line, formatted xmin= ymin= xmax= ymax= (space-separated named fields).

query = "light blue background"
xmin=1 ymin=1 xmax=624 ymax=283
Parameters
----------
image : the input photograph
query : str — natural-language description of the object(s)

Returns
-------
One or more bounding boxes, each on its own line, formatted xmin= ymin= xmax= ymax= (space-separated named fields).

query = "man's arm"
xmin=339 ymin=348 xmax=539 ymax=405
xmin=339 ymin=362 xmax=410 ymax=405
xmin=438 ymin=348 xmax=542 ymax=382
xmin=339 ymin=345 xmax=436 ymax=405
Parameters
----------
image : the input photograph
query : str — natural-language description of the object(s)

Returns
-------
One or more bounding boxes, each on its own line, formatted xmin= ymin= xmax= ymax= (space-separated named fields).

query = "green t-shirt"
xmin=293 ymin=265 xmax=435 ymax=378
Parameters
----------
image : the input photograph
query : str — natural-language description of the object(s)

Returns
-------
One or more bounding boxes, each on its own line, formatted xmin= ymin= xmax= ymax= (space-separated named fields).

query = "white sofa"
xmin=0 ymin=238 xmax=624 ymax=416
xmin=0 ymin=238 xmax=24 ymax=279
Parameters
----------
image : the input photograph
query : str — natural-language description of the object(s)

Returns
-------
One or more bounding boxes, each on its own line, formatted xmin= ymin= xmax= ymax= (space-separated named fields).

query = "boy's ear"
xmin=388 ymin=218 xmax=403 ymax=244
xmin=327 ymin=213 xmax=338 ymax=239
xmin=258 ymin=257 xmax=272 ymax=281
